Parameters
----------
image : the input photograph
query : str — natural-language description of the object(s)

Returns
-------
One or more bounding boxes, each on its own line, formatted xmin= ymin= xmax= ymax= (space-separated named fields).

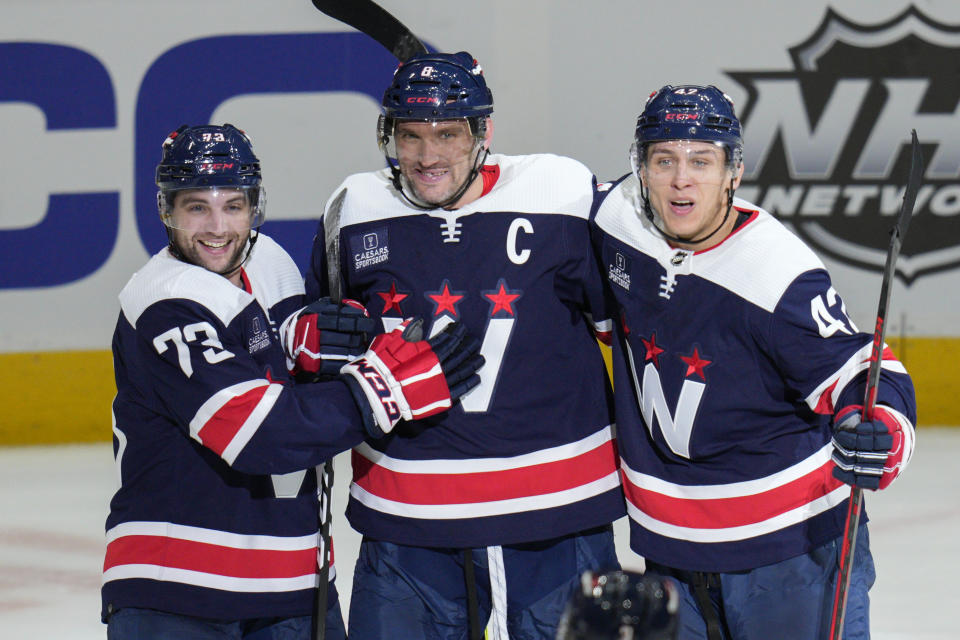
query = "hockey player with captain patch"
xmin=304 ymin=51 xmax=625 ymax=639
xmin=591 ymin=86 xmax=917 ymax=639
xmin=102 ymin=124 xmax=482 ymax=639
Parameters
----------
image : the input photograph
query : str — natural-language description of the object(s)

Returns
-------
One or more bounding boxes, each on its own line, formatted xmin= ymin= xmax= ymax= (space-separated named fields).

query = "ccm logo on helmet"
xmin=665 ymin=113 xmax=699 ymax=121
xmin=199 ymin=162 xmax=235 ymax=171
xmin=406 ymin=96 xmax=440 ymax=104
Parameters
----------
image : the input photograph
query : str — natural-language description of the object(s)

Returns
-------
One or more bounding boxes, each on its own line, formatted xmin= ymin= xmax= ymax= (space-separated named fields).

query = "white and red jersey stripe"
xmin=350 ymin=426 xmax=620 ymax=520
xmin=102 ymin=521 xmax=327 ymax=593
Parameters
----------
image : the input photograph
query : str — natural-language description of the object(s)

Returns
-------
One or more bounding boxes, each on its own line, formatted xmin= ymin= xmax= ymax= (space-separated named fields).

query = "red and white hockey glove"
xmin=831 ymin=404 xmax=915 ymax=490
xmin=280 ymin=298 xmax=378 ymax=379
xmin=340 ymin=319 xmax=483 ymax=437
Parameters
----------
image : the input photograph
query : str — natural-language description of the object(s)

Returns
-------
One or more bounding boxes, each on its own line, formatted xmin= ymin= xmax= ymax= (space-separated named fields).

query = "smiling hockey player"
xmin=304 ymin=52 xmax=624 ymax=639
xmin=102 ymin=124 xmax=481 ymax=639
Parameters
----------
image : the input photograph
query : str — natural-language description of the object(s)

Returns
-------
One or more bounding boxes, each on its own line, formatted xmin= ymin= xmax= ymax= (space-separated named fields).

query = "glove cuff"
xmin=341 ymin=374 xmax=386 ymax=439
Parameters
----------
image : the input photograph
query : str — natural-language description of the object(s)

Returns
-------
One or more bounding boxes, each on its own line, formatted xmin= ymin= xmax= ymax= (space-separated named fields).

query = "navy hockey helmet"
xmin=556 ymin=571 xmax=679 ymax=640
xmin=633 ymin=85 xmax=742 ymax=168
xmin=156 ymin=123 xmax=266 ymax=229
xmin=381 ymin=51 xmax=493 ymax=120
xmin=378 ymin=51 xmax=494 ymax=149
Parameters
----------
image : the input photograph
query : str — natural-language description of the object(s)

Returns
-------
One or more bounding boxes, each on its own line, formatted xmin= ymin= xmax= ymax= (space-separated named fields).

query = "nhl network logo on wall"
xmin=728 ymin=7 xmax=959 ymax=284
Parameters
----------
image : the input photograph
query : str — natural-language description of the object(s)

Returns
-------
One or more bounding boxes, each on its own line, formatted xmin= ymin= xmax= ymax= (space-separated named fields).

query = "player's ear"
xmin=482 ymin=117 xmax=494 ymax=151
xmin=732 ymin=161 xmax=744 ymax=190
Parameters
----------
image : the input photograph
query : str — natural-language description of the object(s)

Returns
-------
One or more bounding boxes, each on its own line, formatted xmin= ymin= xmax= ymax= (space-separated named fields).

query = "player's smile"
xmin=395 ymin=120 xmax=483 ymax=208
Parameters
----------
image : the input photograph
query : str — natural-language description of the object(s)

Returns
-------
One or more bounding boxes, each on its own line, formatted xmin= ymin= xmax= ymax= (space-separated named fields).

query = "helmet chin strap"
xmin=639 ymin=176 xmax=737 ymax=248
xmin=388 ymin=143 xmax=490 ymax=211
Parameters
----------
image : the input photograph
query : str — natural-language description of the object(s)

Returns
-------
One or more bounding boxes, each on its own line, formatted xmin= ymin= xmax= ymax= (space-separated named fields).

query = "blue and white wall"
xmin=2 ymin=0 xmax=958 ymax=442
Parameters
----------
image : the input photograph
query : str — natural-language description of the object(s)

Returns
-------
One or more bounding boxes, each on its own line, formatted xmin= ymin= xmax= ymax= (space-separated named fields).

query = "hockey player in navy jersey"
xmin=103 ymin=124 xmax=481 ymax=639
xmin=591 ymin=86 xmax=917 ymax=640
xmin=303 ymin=52 xmax=625 ymax=639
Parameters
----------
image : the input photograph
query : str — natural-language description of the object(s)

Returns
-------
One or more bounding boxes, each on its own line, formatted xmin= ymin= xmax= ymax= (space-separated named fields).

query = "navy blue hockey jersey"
xmin=103 ymin=235 xmax=367 ymax=620
xmin=592 ymin=176 xmax=916 ymax=572
xmin=306 ymin=154 xmax=625 ymax=548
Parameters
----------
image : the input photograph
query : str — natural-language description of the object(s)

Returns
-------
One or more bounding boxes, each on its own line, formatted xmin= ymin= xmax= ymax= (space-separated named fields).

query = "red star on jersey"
xmin=376 ymin=281 xmax=408 ymax=315
xmin=641 ymin=333 xmax=665 ymax=367
xmin=484 ymin=279 xmax=521 ymax=317
xmin=427 ymin=281 xmax=465 ymax=317
xmin=679 ymin=347 xmax=712 ymax=380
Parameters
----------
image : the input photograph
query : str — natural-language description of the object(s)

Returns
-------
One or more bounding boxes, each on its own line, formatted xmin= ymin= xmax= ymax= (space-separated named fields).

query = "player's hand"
xmin=831 ymin=404 xmax=908 ymax=490
xmin=340 ymin=319 xmax=484 ymax=437
xmin=281 ymin=298 xmax=378 ymax=378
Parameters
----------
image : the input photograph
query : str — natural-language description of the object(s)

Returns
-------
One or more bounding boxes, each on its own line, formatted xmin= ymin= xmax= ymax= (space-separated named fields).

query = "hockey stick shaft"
xmin=828 ymin=130 xmax=922 ymax=640
xmin=312 ymin=187 xmax=347 ymax=640
xmin=311 ymin=0 xmax=427 ymax=60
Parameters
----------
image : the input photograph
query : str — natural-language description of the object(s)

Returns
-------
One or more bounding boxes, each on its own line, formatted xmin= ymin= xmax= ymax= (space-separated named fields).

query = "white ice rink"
xmin=1 ymin=428 xmax=957 ymax=639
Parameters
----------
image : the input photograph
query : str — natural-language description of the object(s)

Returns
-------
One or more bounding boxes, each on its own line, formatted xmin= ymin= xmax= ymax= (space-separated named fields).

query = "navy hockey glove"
xmin=831 ymin=404 xmax=912 ymax=490
xmin=281 ymin=298 xmax=378 ymax=378
xmin=340 ymin=319 xmax=484 ymax=438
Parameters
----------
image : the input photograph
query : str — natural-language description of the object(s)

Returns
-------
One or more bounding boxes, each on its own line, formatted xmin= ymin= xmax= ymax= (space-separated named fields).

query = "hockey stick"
xmin=311 ymin=0 xmax=427 ymax=60
xmin=312 ymin=186 xmax=347 ymax=640
xmin=827 ymin=129 xmax=923 ymax=640
xmin=307 ymin=3 xmax=424 ymax=637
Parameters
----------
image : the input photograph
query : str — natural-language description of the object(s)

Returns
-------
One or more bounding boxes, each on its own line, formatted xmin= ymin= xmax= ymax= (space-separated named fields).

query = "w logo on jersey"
xmin=624 ymin=331 xmax=712 ymax=459
xmin=421 ymin=278 xmax=521 ymax=413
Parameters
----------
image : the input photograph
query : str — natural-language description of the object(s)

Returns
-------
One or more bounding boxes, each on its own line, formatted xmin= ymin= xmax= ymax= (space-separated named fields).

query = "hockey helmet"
xmin=156 ymin=124 xmax=266 ymax=229
xmin=378 ymin=51 xmax=493 ymax=149
xmin=633 ymin=85 xmax=742 ymax=168
xmin=555 ymin=570 xmax=679 ymax=640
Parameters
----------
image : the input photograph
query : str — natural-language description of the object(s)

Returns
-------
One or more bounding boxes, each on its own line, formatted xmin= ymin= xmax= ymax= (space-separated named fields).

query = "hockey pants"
xmin=644 ymin=523 xmax=875 ymax=640
xmin=347 ymin=524 xmax=619 ymax=640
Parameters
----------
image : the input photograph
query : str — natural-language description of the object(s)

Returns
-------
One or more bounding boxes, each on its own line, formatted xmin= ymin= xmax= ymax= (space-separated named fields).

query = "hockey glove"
xmin=280 ymin=298 xmax=379 ymax=378
xmin=831 ymin=404 xmax=912 ymax=490
xmin=340 ymin=319 xmax=484 ymax=438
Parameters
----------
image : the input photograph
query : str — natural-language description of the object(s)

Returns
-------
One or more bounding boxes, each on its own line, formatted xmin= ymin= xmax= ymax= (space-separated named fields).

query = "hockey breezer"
xmin=310 ymin=0 xmax=427 ymax=60
xmin=828 ymin=129 xmax=924 ymax=640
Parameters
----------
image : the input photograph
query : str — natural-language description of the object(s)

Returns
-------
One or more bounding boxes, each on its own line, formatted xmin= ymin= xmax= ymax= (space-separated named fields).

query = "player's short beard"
xmin=170 ymin=231 xmax=248 ymax=280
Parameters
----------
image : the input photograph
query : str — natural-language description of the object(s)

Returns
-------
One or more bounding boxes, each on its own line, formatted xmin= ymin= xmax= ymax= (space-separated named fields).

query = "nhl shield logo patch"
xmin=728 ymin=7 xmax=960 ymax=283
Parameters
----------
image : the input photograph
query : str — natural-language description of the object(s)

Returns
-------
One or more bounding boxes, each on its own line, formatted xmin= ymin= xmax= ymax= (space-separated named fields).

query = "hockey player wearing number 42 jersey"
xmin=304 ymin=52 xmax=625 ymax=640
xmin=103 ymin=124 xmax=482 ymax=640
xmin=591 ymin=86 xmax=916 ymax=640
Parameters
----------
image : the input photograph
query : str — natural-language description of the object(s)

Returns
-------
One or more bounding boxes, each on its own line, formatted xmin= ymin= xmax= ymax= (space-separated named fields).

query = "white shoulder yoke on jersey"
xmin=327 ymin=153 xmax=595 ymax=228
xmin=594 ymin=176 xmax=825 ymax=312
xmin=119 ymin=234 xmax=303 ymax=327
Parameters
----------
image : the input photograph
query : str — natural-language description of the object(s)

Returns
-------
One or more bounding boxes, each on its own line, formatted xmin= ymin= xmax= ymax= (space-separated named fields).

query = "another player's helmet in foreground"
xmin=631 ymin=84 xmax=742 ymax=171
xmin=156 ymin=123 xmax=266 ymax=229
xmin=556 ymin=570 xmax=679 ymax=640
xmin=377 ymin=51 xmax=494 ymax=209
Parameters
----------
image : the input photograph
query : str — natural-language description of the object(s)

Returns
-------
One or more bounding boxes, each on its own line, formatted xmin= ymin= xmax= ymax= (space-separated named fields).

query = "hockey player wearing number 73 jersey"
xmin=102 ymin=124 xmax=481 ymax=640
xmin=304 ymin=52 xmax=625 ymax=640
xmin=591 ymin=85 xmax=917 ymax=640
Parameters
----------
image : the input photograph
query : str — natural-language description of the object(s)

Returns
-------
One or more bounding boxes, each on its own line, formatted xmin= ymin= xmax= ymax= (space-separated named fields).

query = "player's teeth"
xmin=202 ymin=240 xmax=227 ymax=248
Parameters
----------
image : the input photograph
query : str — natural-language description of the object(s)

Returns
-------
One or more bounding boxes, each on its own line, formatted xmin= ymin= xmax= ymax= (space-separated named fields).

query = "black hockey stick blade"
xmin=311 ymin=0 xmax=427 ymax=61
xmin=892 ymin=129 xmax=922 ymax=247
xmin=828 ymin=129 xmax=923 ymax=640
